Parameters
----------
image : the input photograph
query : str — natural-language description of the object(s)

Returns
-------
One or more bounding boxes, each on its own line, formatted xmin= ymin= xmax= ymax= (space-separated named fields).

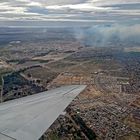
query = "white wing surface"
xmin=0 ymin=85 xmax=86 ymax=140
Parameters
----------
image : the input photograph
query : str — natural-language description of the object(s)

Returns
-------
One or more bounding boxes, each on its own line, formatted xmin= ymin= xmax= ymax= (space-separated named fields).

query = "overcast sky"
xmin=0 ymin=0 xmax=140 ymax=26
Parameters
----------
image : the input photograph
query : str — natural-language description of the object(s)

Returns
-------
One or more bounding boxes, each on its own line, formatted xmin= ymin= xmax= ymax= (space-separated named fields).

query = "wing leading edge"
xmin=0 ymin=85 xmax=86 ymax=140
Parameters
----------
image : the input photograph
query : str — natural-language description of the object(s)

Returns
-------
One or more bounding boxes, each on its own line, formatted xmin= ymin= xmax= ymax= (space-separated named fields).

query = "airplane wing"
xmin=0 ymin=85 xmax=86 ymax=140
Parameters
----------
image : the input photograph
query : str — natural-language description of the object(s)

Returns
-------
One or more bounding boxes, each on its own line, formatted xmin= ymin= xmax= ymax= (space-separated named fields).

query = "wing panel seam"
xmin=0 ymin=132 xmax=16 ymax=140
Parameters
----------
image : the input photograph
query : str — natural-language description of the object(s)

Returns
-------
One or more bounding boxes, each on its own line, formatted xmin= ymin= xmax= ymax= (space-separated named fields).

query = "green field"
xmin=0 ymin=68 xmax=12 ymax=85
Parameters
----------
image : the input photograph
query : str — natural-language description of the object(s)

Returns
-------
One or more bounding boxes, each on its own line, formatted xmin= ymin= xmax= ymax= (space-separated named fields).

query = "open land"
xmin=0 ymin=27 xmax=140 ymax=140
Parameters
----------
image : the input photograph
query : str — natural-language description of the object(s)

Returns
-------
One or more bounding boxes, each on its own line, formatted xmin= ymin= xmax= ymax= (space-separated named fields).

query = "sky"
xmin=0 ymin=0 xmax=140 ymax=27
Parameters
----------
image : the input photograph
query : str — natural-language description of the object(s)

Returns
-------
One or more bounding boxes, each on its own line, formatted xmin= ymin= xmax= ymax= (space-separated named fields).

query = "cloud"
xmin=46 ymin=3 xmax=112 ymax=12
xmin=0 ymin=0 xmax=139 ymax=26
xmin=0 ymin=0 xmax=139 ymax=47
xmin=32 ymin=0 xmax=85 ymax=6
